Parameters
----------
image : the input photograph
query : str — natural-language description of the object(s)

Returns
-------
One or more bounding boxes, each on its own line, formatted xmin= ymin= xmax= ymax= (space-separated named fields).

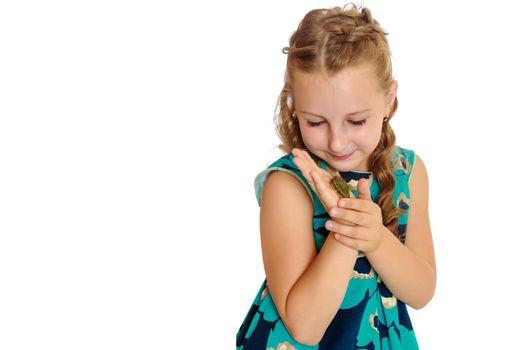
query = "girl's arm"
xmin=366 ymin=155 xmax=437 ymax=309
xmin=260 ymin=171 xmax=358 ymax=346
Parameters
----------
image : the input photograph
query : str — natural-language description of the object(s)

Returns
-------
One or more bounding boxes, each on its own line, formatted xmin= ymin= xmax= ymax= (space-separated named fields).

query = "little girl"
xmin=236 ymin=4 xmax=436 ymax=349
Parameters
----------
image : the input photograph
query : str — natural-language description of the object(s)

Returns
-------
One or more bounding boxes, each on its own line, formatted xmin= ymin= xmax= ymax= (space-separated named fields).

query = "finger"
xmin=292 ymin=148 xmax=309 ymax=168
xmin=333 ymin=200 xmax=367 ymax=226
xmin=320 ymin=168 xmax=333 ymax=183
xmin=312 ymin=171 xmax=339 ymax=209
xmin=304 ymin=150 xmax=318 ymax=168
xmin=332 ymin=208 xmax=361 ymax=226
xmin=326 ymin=220 xmax=360 ymax=237
xmin=293 ymin=148 xmax=307 ymax=161
xmin=292 ymin=157 xmax=314 ymax=186
xmin=357 ymin=178 xmax=372 ymax=201
xmin=302 ymin=150 xmax=323 ymax=173
xmin=338 ymin=197 xmax=373 ymax=216
xmin=297 ymin=149 xmax=332 ymax=183
xmin=292 ymin=150 xmax=320 ymax=186
xmin=333 ymin=232 xmax=360 ymax=250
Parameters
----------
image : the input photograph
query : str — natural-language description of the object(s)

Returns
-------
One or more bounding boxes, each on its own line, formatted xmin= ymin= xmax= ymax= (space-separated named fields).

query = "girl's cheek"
xmin=305 ymin=130 xmax=325 ymax=146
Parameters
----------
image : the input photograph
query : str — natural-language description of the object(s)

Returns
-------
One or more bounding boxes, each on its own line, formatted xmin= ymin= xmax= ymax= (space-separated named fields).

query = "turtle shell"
xmin=330 ymin=175 xmax=350 ymax=198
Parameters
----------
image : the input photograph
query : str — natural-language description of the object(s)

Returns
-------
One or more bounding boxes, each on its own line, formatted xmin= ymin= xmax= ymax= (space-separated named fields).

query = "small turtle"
xmin=330 ymin=174 xmax=351 ymax=198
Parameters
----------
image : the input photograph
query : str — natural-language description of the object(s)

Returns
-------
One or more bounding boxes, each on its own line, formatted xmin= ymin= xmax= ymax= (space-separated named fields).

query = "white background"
xmin=1 ymin=0 xmax=524 ymax=349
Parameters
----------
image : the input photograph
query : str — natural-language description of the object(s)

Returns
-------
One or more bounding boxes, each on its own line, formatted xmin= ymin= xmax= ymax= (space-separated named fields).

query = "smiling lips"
xmin=330 ymin=152 xmax=353 ymax=160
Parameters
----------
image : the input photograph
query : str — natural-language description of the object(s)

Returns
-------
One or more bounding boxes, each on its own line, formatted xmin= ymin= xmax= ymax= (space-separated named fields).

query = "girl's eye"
xmin=306 ymin=121 xmax=324 ymax=127
xmin=306 ymin=120 xmax=366 ymax=127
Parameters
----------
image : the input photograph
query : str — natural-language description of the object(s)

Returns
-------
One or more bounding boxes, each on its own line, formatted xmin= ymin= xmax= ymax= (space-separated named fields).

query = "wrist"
xmin=368 ymin=225 xmax=389 ymax=256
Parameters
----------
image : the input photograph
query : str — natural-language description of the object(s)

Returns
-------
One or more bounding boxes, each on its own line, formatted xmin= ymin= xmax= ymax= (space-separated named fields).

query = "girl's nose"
xmin=328 ymin=128 xmax=346 ymax=154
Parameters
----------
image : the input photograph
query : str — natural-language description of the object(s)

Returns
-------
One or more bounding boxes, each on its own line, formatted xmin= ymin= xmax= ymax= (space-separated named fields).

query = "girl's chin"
xmin=327 ymin=159 xmax=370 ymax=173
xmin=326 ymin=161 xmax=352 ymax=173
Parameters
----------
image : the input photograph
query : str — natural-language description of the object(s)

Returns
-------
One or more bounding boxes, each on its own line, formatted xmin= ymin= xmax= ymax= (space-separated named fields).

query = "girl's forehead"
xmin=294 ymin=64 xmax=377 ymax=86
xmin=293 ymin=65 xmax=383 ymax=105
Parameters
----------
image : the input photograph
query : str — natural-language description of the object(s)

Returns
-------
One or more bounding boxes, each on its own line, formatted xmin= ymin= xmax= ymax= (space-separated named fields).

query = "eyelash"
xmin=306 ymin=120 xmax=367 ymax=127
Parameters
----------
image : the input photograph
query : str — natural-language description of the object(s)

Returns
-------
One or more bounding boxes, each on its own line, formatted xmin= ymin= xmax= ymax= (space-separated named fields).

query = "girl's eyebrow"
xmin=298 ymin=109 xmax=372 ymax=119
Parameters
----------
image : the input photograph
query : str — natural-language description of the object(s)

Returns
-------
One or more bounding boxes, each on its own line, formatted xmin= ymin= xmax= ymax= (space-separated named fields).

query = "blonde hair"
xmin=275 ymin=3 xmax=406 ymax=239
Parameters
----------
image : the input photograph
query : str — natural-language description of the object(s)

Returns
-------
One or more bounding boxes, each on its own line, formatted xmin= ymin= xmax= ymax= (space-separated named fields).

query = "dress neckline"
xmin=338 ymin=169 xmax=373 ymax=182
xmin=319 ymin=159 xmax=373 ymax=182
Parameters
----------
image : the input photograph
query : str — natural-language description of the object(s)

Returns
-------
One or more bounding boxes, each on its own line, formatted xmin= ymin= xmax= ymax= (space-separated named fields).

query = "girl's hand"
xmin=291 ymin=148 xmax=385 ymax=253
xmin=326 ymin=178 xmax=386 ymax=253
xmin=291 ymin=148 xmax=355 ymax=215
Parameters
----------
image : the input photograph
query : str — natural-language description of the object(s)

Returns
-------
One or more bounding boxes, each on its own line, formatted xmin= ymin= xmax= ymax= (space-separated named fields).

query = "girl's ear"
xmin=386 ymin=80 xmax=398 ymax=106
xmin=384 ymin=80 xmax=398 ymax=114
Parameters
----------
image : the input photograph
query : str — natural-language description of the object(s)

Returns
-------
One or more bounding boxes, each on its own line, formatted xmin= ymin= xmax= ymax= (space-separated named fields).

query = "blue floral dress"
xmin=236 ymin=145 xmax=419 ymax=350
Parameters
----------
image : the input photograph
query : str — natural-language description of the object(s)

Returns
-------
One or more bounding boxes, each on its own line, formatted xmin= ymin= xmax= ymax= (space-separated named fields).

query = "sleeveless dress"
xmin=236 ymin=145 xmax=419 ymax=350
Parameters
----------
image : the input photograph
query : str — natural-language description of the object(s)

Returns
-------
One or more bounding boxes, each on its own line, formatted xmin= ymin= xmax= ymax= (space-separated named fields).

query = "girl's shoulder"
xmin=254 ymin=152 xmax=315 ymax=207
xmin=266 ymin=152 xmax=298 ymax=171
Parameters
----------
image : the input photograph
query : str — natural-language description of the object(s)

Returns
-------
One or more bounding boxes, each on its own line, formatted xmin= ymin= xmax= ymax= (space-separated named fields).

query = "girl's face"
xmin=293 ymin=63 xmax=397 ymax=173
